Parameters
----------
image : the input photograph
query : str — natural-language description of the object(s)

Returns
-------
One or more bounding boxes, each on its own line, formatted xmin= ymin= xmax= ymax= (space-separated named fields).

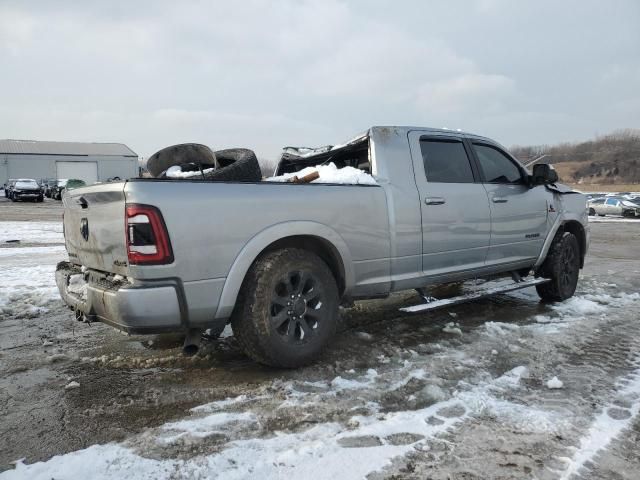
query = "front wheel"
xmin=231 ymin=248 xmax=339 ymax=368
xmin=536 ymin=232 xmax=580 ymax=301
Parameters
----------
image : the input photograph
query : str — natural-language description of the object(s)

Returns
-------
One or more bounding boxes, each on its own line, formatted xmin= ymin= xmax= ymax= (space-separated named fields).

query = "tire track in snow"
xmin=557 ymin=359 xmax=640 ymax=479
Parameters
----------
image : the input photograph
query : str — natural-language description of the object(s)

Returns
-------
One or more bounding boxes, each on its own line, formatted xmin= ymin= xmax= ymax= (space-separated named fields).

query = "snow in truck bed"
xmin=266 ymin=162 xmax=377 ymax=185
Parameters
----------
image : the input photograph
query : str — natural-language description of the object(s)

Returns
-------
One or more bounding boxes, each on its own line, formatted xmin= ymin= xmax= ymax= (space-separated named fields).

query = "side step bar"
xmin=400 ymin=277 xmax=550 ymax=314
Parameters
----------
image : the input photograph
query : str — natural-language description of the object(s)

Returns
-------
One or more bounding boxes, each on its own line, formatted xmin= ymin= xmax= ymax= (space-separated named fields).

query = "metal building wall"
xmin=1 ymin=154 xmax=138 ymax=185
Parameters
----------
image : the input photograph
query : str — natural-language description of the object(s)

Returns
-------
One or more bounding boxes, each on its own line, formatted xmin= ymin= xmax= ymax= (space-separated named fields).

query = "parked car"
xmin=40 ymin=178 xmax=57 ymax=198
xmin=50 ymin=178 xmax=86 ymax=200
xmin=55 ymin=126 xmax=589 ymax=367
xmin=50 ymin=179 xmax=68 ymax=200
xmin=4 ymin=179 xmax=17 ymax=199
xmin=587 ymin=197 xmax=606 ymax=215
xmin=591 ymin=197 xmax=640 ymax=217
xmin=11 ymin=179 xmax=44 ymax=202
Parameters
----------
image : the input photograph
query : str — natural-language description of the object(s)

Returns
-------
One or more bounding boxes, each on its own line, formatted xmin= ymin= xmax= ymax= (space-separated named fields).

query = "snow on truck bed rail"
xmin=163 ymin=162 xmax=377 ymax=185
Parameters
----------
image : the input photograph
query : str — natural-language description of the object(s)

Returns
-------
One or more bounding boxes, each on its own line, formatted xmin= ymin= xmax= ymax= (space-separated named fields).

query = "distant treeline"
xmin=511 ymin=129 xmax=640 ymax=184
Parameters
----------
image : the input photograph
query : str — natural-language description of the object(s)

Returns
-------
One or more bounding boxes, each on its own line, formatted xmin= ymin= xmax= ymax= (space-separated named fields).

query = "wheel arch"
xmin=214 ymin=222 xmax=354 ymax=319
xmin=561 ymin=220 xmax=587 ymax=268
xmin=536 ymin=218 xmax=587 ymax=271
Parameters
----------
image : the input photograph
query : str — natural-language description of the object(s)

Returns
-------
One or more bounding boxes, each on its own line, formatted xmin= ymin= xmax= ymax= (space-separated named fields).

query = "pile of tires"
xmin=147 ymin=143 xmax=262 ymax=182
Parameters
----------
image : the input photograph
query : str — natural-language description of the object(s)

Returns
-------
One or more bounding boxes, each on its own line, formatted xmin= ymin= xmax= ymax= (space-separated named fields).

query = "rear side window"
xmin=605 ymin=198 xmax=618 ymax=206
xmin=420 ymin=139 xmax=474 ymax=183
xmin=473 ymin=144 xmax=522 ymax=183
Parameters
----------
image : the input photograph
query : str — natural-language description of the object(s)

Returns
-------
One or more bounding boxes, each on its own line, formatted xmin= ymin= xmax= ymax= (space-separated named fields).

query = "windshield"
xmin=57 ymin=179 xmax=68 ymax=186
xmin=15 ymin=180 xmax=38 ymax=189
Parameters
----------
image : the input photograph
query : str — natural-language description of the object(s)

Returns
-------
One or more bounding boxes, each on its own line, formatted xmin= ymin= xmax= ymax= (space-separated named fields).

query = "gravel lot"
xmin=1 ymin=196 xmax=639 ymax=479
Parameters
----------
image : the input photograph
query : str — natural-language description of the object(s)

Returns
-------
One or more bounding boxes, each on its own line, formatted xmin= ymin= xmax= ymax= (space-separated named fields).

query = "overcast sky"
xmin=1 ymin=0 xmax=638 ymax=159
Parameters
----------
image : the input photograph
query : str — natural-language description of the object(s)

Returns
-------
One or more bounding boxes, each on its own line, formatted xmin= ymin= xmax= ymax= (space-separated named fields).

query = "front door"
xmin=408 ymin=131 xmax=491 ymax=277
xmin=469 ymin=141 xmax=549 ymax=266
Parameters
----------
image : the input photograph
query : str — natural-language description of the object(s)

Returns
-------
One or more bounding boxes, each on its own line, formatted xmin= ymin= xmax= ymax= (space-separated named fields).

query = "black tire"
xmin=147 ymin=143 xmax=218 ymax=178
xmin=199 ymin=148 xmax=262 ymax=182
xmin=598 ymin=213 xmax=605 ymax=217
xmin=149 ymin=144 xmax=262 ymax=183
xmin=588 ymin=207 xmax=595 ymax=216
xmin=536 ymin=232 xmax=580 ymax=301
xmin=231 ymin=248 xmax=339 ymax=368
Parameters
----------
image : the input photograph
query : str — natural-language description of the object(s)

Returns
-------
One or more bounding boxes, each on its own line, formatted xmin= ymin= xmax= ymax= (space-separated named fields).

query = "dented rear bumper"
xmin=55 ymin=262 xmax=184 ymax=334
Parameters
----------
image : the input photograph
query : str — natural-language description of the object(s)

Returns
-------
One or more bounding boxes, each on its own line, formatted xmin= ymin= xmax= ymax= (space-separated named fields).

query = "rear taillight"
xmin=125 ymin=204 xmax=173 ymax=265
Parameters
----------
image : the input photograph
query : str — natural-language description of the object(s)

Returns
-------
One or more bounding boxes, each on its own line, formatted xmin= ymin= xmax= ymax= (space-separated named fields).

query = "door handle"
xmin=425 ymin=197 xmax=446 ymax=205
xmin=492 ymin=197 xmax=508 ymax=203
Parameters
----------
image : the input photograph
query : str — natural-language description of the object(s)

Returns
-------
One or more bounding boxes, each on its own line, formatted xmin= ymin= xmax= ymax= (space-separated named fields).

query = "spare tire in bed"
xmin=147 ymin=143 xmax=218 ymax=178
xmin=147 ymin=145 xmax=262 ymax=182
xmin=199 ymin=148 xmax=262 ymax=182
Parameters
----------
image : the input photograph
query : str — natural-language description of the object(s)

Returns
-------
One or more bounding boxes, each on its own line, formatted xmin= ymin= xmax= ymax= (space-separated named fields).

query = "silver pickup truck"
xmin=56 ymin=126 xmax=589 ymax=367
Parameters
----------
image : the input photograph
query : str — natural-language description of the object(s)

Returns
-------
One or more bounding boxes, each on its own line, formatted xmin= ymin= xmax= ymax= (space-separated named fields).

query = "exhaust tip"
xmin=183 ymin=343 xmax=199 ymax=356
xmin=183 ymin=329 xmax=201 ymax=356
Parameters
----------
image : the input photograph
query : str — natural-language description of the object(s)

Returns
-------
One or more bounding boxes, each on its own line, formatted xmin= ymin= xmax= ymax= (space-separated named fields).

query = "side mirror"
xmin=531 ymin=163 xmax=558 ymax=186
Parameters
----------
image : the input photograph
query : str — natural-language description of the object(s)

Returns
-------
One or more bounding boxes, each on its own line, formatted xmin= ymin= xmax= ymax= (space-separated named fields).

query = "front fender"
xmin=214 ymin=221 xmax=355 ymax=319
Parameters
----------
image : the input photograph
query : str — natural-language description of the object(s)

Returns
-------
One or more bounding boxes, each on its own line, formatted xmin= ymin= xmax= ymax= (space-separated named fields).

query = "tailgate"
xmin=62 ymin=182 xmax=129 ymax=276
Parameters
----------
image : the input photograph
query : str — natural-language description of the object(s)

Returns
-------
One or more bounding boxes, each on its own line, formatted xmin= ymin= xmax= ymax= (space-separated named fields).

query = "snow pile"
xmin=0 ymin=245 xmax=66 ymax=317
xmin=165 ymin=165 xmax=216 ymax=178
xmin=266 ymin=162 xmax=377 ymax=185
xmin=0 ymin=221 xmax=64 ymax=244
xmin=68 ymin=274 xmax=88 ymax=300
xmin=158 ymin=412 xmax=258 ymax=445
xmin=546 ymin=376 xmax=564 ymax=389
xmin=330 ymin=368 xmax=378 ymax=391
xmin=442 ymin=322 xmax=462 ymax=335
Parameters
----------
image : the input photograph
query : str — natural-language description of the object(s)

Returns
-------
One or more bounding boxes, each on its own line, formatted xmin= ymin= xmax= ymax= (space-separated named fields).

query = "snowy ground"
xmin=1 ymin=202 xmax=640 ymax=479
xmin=587 ymin=216 xmax=640 ymax=223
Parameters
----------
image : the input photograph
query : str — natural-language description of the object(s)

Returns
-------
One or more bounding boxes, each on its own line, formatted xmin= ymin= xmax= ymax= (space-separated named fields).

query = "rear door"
xmin=469 ymin=141 xmax=549 ymax=266
xmin=408 ymin=131 xmax=491 ymax=276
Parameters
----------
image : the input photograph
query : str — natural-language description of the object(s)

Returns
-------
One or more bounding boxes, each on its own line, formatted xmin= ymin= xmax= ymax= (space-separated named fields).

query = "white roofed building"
xmin=0 ymin=139 xmax=138 ymax=186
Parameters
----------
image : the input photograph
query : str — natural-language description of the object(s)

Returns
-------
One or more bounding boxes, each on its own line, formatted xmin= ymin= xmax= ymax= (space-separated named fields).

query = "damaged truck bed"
xmin=56 ymin=126 xmax=589 ymax=368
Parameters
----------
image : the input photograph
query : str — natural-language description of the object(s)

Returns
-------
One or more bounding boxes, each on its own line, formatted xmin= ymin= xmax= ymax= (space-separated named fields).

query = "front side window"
xmin=420 ymin=139 xmax=475 ymax=183
xmin=605 ymin=198 xmax=618 ymax=206
xmin=473 ymin=144 xmax=522 ymax=184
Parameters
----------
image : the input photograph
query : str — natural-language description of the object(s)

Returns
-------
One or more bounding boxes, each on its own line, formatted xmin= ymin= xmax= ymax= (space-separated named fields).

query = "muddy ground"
xmin=1 ymin=197 xmax=639 ymax=479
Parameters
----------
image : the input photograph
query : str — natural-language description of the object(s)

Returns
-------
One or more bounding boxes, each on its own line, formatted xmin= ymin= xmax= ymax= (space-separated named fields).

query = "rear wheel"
xmin=536 ymin=232 xmax=580 ymax=301
xmin=588 ymin=207 xmax=595 ymax=216
xmin=231 ymin=248 xmax=339 ymax=368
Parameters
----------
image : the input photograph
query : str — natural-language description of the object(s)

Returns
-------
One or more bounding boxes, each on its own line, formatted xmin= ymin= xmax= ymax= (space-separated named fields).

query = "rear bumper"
xmin=55 ymin=263 xmax=184 ymax=334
